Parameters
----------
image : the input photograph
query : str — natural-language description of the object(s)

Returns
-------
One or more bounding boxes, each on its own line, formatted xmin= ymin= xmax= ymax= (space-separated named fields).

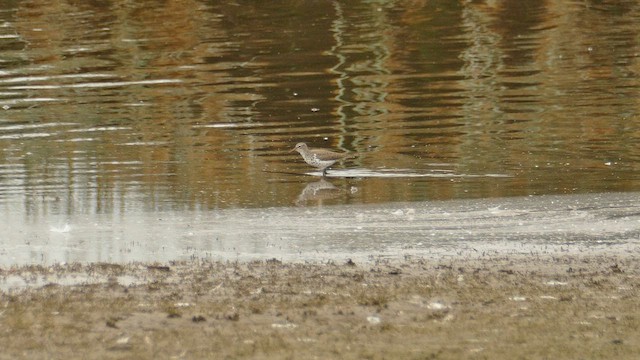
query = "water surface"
xmin=2 ymin=1 xmax=640 ymax=264
xmin=3 ymin=192 xmax=639 ymax=266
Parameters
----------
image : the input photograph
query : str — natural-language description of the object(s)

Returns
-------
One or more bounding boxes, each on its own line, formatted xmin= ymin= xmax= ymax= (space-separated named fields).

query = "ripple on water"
xmin=316 ymin=168 xmax=512 ymax=178
xmin=6 ymin=79 xmax=183 ymax=90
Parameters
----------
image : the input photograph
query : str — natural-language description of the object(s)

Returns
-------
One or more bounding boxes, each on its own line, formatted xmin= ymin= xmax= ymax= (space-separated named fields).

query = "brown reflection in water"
xmin=0 ymin=0 xmax=640 ymax=215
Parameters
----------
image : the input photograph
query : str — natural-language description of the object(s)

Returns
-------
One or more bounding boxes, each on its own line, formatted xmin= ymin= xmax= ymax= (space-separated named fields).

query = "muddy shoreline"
xmin=1 ymin=253 xmax=639 ymax=359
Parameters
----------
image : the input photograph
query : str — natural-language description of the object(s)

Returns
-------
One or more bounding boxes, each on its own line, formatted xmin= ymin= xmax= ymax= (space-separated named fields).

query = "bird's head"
xmin=290 ymin=142 xmax=308 ymax=153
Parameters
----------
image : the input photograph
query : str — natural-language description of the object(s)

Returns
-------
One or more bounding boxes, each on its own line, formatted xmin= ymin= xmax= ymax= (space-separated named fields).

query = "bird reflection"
xmin=295 ymin=178 xmax=343 ymax=205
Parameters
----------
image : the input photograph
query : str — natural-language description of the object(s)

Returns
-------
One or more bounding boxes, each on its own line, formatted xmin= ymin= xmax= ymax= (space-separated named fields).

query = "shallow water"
xmin=3 ymin=192 xmax=640 ymax=267
xmin=2 ymin=1 xmax=640 ymax=264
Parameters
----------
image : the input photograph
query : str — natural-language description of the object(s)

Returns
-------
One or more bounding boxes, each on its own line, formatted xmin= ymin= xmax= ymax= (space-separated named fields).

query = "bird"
xmin=291 ymin=142 xmax=354 ymax=176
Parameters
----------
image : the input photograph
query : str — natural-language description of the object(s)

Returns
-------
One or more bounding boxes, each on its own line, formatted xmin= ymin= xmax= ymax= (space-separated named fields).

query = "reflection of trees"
xmin=326 ymin=1 xmax=392 ymax=164
xmin=2 ymin=0 xmax=640 ymax=217
xmin=3 ymin=0 xmax=263 ymax=214
xmin=454 ymin=0 xmax=640 ymax=195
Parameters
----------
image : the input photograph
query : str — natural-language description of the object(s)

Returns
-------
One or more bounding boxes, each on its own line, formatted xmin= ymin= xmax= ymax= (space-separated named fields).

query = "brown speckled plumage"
xmin=291 ymin=142 xmax=353 ymax=176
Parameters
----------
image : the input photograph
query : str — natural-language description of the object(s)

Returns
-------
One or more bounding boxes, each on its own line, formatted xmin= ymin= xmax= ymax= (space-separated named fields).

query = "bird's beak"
xmin=289 ymin=147 xmax=297 ymax=153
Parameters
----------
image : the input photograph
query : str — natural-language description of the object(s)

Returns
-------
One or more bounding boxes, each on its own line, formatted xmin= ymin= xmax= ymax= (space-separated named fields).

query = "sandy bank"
xmin=1 ymin=253 xmax=639 ymax=359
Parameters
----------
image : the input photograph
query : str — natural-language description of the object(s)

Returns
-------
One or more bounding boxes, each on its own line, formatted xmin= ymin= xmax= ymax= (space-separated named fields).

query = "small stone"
xmin=366 ymin=316 xmax=381 ymax=325
xmin=106 ymin=319 xmax=118 ymax=328
xmin=345 ymin=258 xmax=356 ymax=266
xmin=225 ymin=312 xmax=240 ymax=321
xmin=192 ymin=315 xmax=206 ymax=323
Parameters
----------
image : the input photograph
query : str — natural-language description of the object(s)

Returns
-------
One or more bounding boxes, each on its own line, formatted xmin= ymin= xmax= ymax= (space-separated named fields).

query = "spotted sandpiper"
xmin=291 ymin=142 xmax=354 ymax=176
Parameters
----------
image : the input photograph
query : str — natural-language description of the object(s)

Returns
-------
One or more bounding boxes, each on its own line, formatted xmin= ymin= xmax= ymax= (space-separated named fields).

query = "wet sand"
xmin=1 ymin=253 xmax=639 ymax=359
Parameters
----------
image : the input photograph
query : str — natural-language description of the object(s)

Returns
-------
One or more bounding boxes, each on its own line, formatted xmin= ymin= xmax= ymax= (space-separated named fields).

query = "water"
xmin=1 ymin=1 xmax=640 ymax=265
xmin=3 ymin=191 xmax=640 ymax=266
